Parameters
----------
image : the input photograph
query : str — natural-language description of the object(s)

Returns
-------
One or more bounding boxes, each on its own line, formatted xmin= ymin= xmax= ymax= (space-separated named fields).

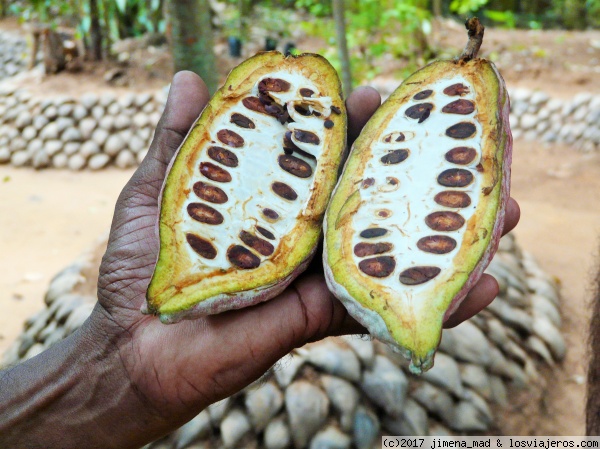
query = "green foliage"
xmin=300 ymin=0 xmax=432 ymax=85
xmin=483 ymin=9 xmax=516 ymax=27
xmin=449 ymin=0 xmax=489 ymax=14
xmin=294 ymin=0 xmax=331 ymax=17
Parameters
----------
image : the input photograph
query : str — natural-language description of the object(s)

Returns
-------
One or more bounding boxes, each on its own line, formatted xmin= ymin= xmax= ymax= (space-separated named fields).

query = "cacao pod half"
xmin=146 ymin=52 xmax=346 ymax=322
xmin=323 ymin=19 xmax=512 ymax=374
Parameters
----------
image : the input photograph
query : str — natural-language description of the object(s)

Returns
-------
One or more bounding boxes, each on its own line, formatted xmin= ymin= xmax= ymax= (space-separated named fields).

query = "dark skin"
xmin=0 ymin=72 xmax=520 ymax=449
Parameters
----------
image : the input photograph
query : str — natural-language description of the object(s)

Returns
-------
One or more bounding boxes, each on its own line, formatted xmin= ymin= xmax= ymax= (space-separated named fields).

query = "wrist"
xmin=0 ymin=305 xmax=166 ymax=449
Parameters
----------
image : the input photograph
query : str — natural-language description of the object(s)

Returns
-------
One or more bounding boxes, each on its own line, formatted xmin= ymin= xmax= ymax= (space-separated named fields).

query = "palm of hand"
xmin=93 ymin=72 xmax=519 ymax=426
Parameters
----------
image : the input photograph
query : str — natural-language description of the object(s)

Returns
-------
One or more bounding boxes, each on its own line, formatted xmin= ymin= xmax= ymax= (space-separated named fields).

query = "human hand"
xmin=0 ymin=71 xmax=519 ymax=449
xmin=95 ymin=70 xmax=519 ymax=439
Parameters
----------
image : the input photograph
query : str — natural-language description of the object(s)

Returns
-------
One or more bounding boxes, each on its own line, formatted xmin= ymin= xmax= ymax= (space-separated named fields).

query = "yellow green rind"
xmin=147 ymin=51 xmax=346 ymax=318
xmin=324 ymin=58 xmax=510 ymax=373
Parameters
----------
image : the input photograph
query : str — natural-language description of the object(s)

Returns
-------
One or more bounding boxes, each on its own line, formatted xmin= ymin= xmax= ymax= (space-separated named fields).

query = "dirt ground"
xmin=2 ymin=20 xmax=600 ymax=436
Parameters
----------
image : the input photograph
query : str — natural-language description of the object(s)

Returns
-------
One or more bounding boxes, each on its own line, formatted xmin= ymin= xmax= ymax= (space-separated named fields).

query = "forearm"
xmin=0 ymin=310 xmax=163 ymax=449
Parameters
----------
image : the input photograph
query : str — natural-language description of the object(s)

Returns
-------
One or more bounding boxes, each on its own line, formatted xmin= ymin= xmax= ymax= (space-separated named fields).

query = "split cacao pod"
xmin=323 ymin=19 xmax=512 ymax=373
xmin=146 ymin=52 xmax=346 ymax=322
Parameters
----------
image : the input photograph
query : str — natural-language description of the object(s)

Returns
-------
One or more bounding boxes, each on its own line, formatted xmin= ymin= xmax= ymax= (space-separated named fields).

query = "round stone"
xmin=72 ymin=104 xmax=88 ymax=121
xmin=98 ymin=115 xmax=115 ymax=131
xmin=0 ymin=148 xmax=11 ymax=163
xmin=135 ymin=92 xmax=152 ymax=107
xmin=22 ymin=126 xmax=37 ymax=141
xmin=142 ymin=102 xmax=155 ymax=114
xmin=119 ymin=92 xmax=136 ymax=108
xmin=137 ymin=127 xmax=152 ymax=141
xmin=44 ymin=140 xmax=63 ymax=156
xmin=99 ymin=93 xmax=117 ymax=108
xmin=88 ymin=153 xmax=111 ymax=170
xmin=58 ymin=104 xmax=74 ymax=117
xmin=91 ymin=105 xmax=105 ymax=120
xmin=79 ymin=141 xmax=100 ymax=157
xmin=26 ymin=139 xmax=43 ymax=155
xmin=63 ymin=142 xmax=81 ymax=156
xmin=115 ymin=150 xmax=136 ymax=168
xmin=33 ymin=115 xmax=49 ymax=130
xmin=128 ymin=135 xmax=146 ymax=153
xmin=55 ymin=117 xmax=75 ymax=133
xmin=79 ymin=118 xmax=97 ymax=139
xmin=61 ymin=127 xmax=82 ymax=142
xmin=80 ymin=93 xmax=99 ymax=110
xmin=91 ymin=128 xmax=109 ymax=147
xmin=132 ymin=112 xmax=149 ymax=128
xmin=136 ymin=149 xmax=148 ymax=164
xmin=40 ymin=123 xmax=60 ymax=140
xmin=107 ymin=102 xmax=121 ymax=115
xmin=68 ymin=153 xmax=87 ymax=170
xmin=104 ymin=134 xmax=126 ymax=156
xmin=149 ymin=112 xmax=161 ymax=127
xmin=9 ymin=137 xmax=27 ymax=153
xmin=113 ymin=114 xmax=132 ymax=130
xmin=44 ymin=105 xmax=58 ymax=120
xmin=32 ymin=150 xmax=50 ymax=169
xmin=11 ymin=150 xmax=31 ymax=167
xmin=15 ymin=110 xmax=33 ymax=129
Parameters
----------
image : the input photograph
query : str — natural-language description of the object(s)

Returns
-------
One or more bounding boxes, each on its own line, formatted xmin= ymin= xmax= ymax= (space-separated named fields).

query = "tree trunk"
xmin=432 ymin=0 xmax=442 ymax=17
xmin=587 ymin=251 xmax=600 ymax=435
xmin=332 ymin=0 xmax=352 ymax=97
xmin=562 ymin=0 xmax=586 ymax=29
xmin=89 ymin=0 xmax=103 ymax=61
xmin=168 ymin=0 xmax=218 ymax=94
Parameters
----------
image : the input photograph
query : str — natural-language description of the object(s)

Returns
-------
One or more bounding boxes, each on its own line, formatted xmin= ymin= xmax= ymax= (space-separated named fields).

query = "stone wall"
xmin=0 ymin=31 xmax=28 ymax=80
xmin=0 ymin=84 xmax=166 ymax=169
xmin=2 ymin=233 xmax=565 ymax=441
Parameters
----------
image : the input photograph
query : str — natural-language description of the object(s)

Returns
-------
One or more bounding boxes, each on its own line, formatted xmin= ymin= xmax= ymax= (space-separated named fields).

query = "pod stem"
xmin=459 ymin=17 xmax=485 ymax=62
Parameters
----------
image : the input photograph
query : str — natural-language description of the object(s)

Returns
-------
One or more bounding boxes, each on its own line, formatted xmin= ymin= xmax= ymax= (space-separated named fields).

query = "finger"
xmin=443 ymin=273 xmax=499 ymax=328
xmin=502 ymin=197 xmax=520 ymax=236
xmin=346 ymin=86 xmax=381 ymax=146
xmin=136 ymin=71 xmax=210 ymax=184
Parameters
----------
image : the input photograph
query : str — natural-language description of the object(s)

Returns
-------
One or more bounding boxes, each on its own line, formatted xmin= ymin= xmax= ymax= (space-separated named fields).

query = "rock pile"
xmin=0 ymin=31 xmax=29 ymax=80
xmin=2 ymin=232 xmax=565 ymax=444
xmin=0 ymin=84 xmax=166 ymax=169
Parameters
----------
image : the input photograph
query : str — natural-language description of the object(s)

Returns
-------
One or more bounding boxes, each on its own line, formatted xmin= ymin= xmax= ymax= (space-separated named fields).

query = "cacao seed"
xmin=425 ymin=211 xmax=465 ymax=232
xmin=446 ymin=122 xmax=476 ymax=139
xmin=443 ymin=83 xmax=470 ymax=96
xmin=417 ymin=236 xmax=457 ymax=254
xmin=243 ymin=96 xmax=270 ymax=115
xmin=359 ymin=228 xmax=388 ymax=238
xmin=434 ymin=191 xmax=472 ymax=208
xmin=294 ymin=130 xmax=320 ymax=145
xmin=262 ymin=208 xmax=280 ymax=220
xmin=217 ymin=129 xmax=245 ymax=148
xmin=208 ymin=146 xmax=239 ymax=168
xmin=258 ymin=78 xmax=291 ymax=93
xmin=380 ymin=149 xmax=409 ymax=165
xmin=299 ymin=88 xmax=314 ymax=97
xmin=324 ymin=120 xmax=334 ymax=129
xmin=193 ymin=181 xmax=228 ymax=204
xmin=272 ymin=182 xmax=298 ymax=200
xmin=406 ymin=103 xmax=433 ymax=123
xmin=240 ymin=231 xmax=275 ymax=256
xmin=413 ymin=89 xmax=433 ymax=100
xmin=442 ymin=99 xmax=475 ymax=115
xmin=331 ymin=106 xmax=342 ymax=114
xmin=358 ymin=256 xmax=396 ymax=278
xmin=227 ymin=245 xmax=261 ymax=269
xmin=445 ymin=147 xmax=477 ymax=165
xmin=383 ymin=132 xmax=405 ymax=142
xmin=186 ymin=233 xmax=217 ymax=259
xmin=187 ymin=203 xmax=224 ymax=225
xmin=256 ymin=226 xmax=276 ymax=240
xmin=278 ymin=154 xmax=313 ymax=178
xmin=437 ymin=169 xmax=474 ymax=187
xmin=230 ymin=113 xmax=255 ymax=129
xmin=200 ymin=162 xmax=232 ymax=183
xmin=399 ymin=266 xmax=441 ymax=285
xmin=354 ymin=242 xmax=393 ymax=257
